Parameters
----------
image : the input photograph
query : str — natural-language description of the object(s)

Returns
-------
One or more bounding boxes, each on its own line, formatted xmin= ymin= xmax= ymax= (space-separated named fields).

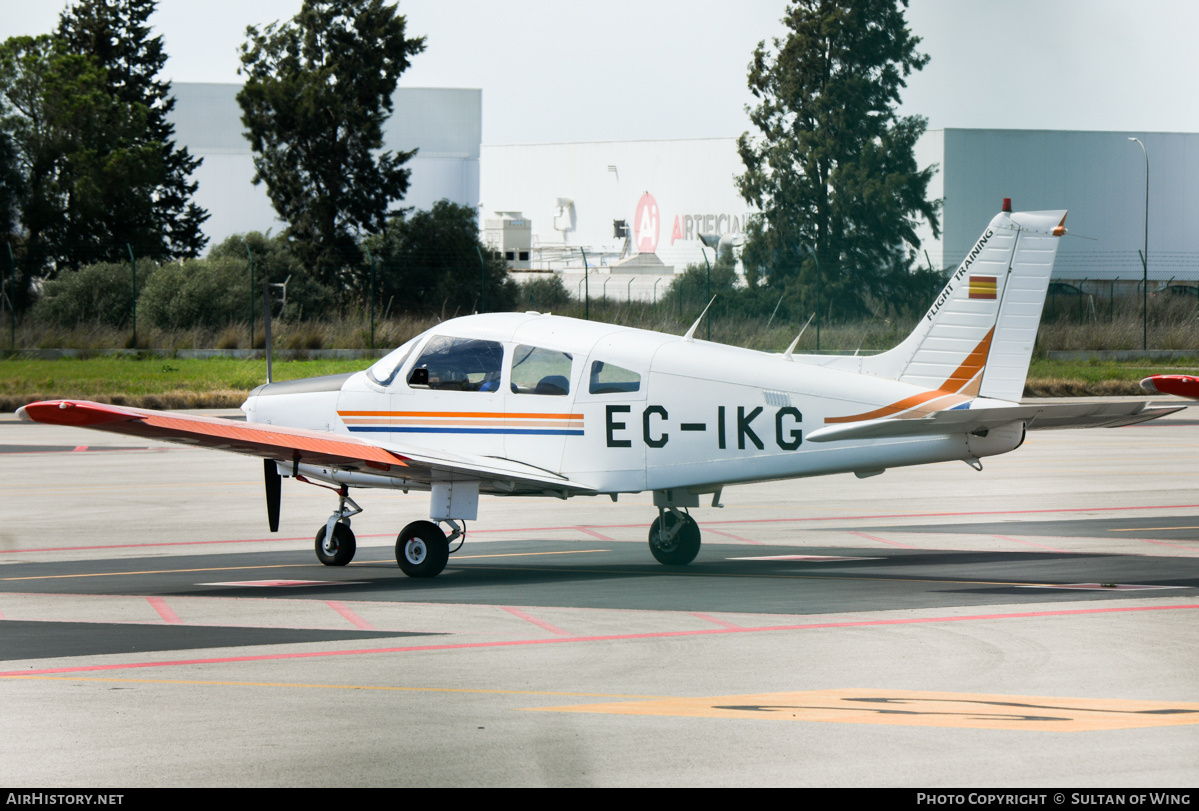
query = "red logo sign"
xmin=634 ymin=192 xmax=659 ymax=254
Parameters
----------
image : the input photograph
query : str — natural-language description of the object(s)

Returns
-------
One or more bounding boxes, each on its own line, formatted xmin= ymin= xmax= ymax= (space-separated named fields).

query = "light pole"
xmin=1129 ymin=137 xmax=1148 ymax=350
xmin=697 ymin=240 xmax=713 ymax=340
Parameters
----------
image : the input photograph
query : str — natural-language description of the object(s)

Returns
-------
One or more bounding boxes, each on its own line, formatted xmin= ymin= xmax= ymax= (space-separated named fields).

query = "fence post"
xmin=1139 ymin=250 xmax=1148 ymax=349
xmin=5 ymin=243 xmax=14 ymax=351
xmin=263 ymin=281 xmax=273 ymax=384
xmin=581 ymin=248 xmax=590 ymax=320
xmin=475 ymin=246 xmax=486 ymax=315
xmin=364 ymin=246 xmax=376 ymax=351
xmin=126 ymin=244 xmax=137 ymax=348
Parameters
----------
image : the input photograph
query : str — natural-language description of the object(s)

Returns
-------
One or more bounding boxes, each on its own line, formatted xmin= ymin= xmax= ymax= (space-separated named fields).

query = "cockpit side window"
xmin=407 ymin=336 xmax=504 ymax=392
xmin=366 ymin=337 xmax=420 ymax=387
xmin=589 ymin=360 xmax=641 ymax=394
xmin=510 ymin=345 xmax=572 ymax=396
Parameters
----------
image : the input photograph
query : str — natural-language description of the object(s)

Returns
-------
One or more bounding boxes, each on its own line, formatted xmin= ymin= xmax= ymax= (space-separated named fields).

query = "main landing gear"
xmin=308 ymin=482 xmax=465 ymax=578
xmin=648 ymin=506 xmax=701 ymax=566
xmin=396 ymin=519 xmax=463 ymax=578
xmin=307 ymin=481 xmax=699 ymax=577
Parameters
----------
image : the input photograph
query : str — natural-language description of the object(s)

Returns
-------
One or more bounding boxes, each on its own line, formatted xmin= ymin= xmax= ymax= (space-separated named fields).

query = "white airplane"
xmin=18 ymin=203 xmax=1179 ymax=578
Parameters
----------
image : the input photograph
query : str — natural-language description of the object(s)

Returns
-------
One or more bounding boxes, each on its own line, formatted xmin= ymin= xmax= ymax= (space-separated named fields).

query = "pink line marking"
xmin=993 ymin=535 xmax=1072 ymax=554
xmin=848 ymin=531 xmax=915 ymax=549
xmin=501 ymin=606 xmax=571 ymax=636
xmin=3 ymin=603 xmax=1194 ymax=679
xmin=705 ymin=528 xmax=765 ymax=546
xmin=690 ymin=612 xmax=743 ymax=629
xmin=574 ymin=527 xmax=615 ymax=541
xmin=72 ymin=445 xmax=88 ymax=452
xmin=325 ymin=601 xmax=376 ymax=631
xmin=1134 ymin=538 xmax=1199 ymax=555
xmin=6 ymin=503 xmax=1199 ymax=556
xmin=146 ymin=596 xmax=181 ymax=624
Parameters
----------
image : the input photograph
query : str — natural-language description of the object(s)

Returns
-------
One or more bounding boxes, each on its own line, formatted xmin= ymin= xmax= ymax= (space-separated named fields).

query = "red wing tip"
xmin=1141 ymin=375 xmax=1199 ymax=399
xmin=19 ymin=400 xmax=145 ymax=427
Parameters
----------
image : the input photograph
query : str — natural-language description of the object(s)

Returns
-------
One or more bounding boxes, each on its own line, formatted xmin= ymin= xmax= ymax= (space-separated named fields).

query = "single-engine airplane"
xmin=18 ymin=204 xmax=1182 ymax=577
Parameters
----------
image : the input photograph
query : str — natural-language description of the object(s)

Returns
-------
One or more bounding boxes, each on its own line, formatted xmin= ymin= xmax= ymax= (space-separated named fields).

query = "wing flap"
xmin=805 ymin=401 xmax=1183 ymax=443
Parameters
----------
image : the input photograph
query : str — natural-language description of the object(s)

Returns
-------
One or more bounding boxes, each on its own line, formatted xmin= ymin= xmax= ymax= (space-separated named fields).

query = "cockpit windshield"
xmin=366 ymin=336 xmax=421 ymax=387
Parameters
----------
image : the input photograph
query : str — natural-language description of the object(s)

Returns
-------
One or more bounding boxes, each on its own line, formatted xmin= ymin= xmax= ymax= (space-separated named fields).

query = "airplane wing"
xmin=804 ymin=401 xmax=1184 ymax=444
xmin=16 ymin=399 xmax=589 ymax=496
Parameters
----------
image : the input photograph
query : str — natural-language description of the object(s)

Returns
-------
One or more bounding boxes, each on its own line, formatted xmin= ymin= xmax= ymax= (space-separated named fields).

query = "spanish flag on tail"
xmin=969 ymin=275 xmax=998 ymax=300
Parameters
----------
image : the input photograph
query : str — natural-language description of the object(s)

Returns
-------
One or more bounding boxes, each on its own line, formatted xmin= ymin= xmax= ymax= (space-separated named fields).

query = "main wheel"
xmin=315 ymin=522 xmax=356 ymax=566
xmin=648 ymin=512 xmax=701 ymax=566
xmin=396 ymin=521 xmax=450 ymax=578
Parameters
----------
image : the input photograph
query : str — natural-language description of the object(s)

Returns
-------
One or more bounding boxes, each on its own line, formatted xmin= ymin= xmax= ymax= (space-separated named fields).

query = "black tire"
xmin=315 ymin=522 xmax=356 ymax=566
xmin=648 ymin=512 xmax=701 ymax=566
xmin=396 ymin=521 xmax=449 ymax=578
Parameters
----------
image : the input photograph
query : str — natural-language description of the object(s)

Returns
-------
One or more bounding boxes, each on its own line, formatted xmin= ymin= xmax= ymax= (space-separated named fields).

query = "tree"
xmin=0 ymin=34 xmax=157 ymax=309
xmin=237 ymin=0 xmax=426 ymax=297
xmin=736 ymin=0 xmax=940 ymax=319
xmin=56 ymin=0 xmax=209 ymax=261
xmin=364 ymin=199 xmax=516 ymax=318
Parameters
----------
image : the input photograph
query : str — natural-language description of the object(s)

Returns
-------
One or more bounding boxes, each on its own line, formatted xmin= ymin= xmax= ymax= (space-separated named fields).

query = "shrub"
xmin=518 ymin=274 xmax=573 ymax=311
xmin=140 ymin=256 xmax=253 ymax=330
xmin=33 ymin=261 xmax=157 ymax=328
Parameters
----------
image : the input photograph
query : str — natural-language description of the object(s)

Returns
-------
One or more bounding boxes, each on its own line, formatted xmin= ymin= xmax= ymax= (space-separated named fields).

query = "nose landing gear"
xmin=314 ymin=486 xmax=362 ymax=566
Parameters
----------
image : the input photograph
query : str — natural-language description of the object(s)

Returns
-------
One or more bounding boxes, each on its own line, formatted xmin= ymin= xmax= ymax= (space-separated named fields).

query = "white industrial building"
xmin=167 ymin=84 xmax=1198 ymax=295
xmin=481 ymin=129 xmax=1198 ymax=290
xmin=169 ymin=83 xmax=481 ymax=247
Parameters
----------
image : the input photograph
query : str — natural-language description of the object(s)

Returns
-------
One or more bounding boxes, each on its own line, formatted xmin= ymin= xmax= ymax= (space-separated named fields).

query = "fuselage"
xmin=242 ymin=312 xmax=1023 ymax=496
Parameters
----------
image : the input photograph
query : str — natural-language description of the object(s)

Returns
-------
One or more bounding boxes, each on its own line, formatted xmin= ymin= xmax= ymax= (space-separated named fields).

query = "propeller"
xmin=264 ymin=459 xmax=281 ymax=532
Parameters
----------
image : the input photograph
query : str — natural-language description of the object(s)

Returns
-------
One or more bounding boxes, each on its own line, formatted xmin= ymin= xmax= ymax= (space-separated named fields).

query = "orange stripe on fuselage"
xmin=824 ymin=328 xmax=994 ymax=425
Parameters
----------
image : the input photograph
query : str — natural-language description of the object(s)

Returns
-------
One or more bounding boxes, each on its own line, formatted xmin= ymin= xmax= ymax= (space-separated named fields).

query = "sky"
xmin=3 ymin=0 xmax=1199 ymax=142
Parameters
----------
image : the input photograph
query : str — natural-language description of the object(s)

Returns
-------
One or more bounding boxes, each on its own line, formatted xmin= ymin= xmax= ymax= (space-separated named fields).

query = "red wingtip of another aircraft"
xmin=1140 ymin=375 xmax=1199 ymax=399
xmin=17 ymin=400 xmax=145 ymax=427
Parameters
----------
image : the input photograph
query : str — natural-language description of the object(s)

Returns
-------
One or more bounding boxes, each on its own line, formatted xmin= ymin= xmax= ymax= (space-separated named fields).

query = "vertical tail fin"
xmin=858 ymin=207 xmax=1067 ymax=403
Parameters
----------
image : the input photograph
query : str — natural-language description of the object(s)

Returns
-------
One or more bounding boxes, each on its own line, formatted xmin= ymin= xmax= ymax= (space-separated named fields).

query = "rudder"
xmin=857 ymin=205 xmax=1067 ymax=403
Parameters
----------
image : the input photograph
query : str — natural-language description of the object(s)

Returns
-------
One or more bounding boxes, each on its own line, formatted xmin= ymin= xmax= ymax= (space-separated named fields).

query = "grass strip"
xmin=3 ymin=356 xmax=1196 ymax=411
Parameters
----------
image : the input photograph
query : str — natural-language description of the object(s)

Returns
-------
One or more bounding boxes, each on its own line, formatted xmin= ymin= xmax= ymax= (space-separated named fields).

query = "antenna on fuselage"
xmin=783 ymin=313 xmax=816 ymax=361
xmin=682 ymin=296 xmax=718 ymax=343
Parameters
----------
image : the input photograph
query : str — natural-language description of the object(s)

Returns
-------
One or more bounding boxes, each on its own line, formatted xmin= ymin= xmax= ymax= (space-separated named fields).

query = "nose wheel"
xmin=313 ymin=486 xmax=362 ymax=566
xmin=315 ymin=521 xmax=356 ymax=566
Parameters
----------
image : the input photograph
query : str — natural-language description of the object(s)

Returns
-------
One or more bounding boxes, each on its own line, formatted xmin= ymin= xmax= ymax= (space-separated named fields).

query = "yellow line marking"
xmin=526 ymin=689 xmax=1199 ymax=731
xmin=449 ymin=549 xmax=607 ymax=561
xmin=0 ymin=549 xmax=610 ymax=581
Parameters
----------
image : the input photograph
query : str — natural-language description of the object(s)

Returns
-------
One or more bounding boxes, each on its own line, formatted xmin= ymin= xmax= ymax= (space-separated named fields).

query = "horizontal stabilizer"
xmin=805 ymin=402 xmax=1182 ymax=443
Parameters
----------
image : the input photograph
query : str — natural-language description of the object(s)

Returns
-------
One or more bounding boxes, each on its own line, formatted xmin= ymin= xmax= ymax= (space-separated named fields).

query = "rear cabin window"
xmin=589 ymin=360 xmax=641 ymax=394
xmin=407 ymin=336 xmax=503 ymax=392
xmin=510 ymin=345 xmax=572 ymax=396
